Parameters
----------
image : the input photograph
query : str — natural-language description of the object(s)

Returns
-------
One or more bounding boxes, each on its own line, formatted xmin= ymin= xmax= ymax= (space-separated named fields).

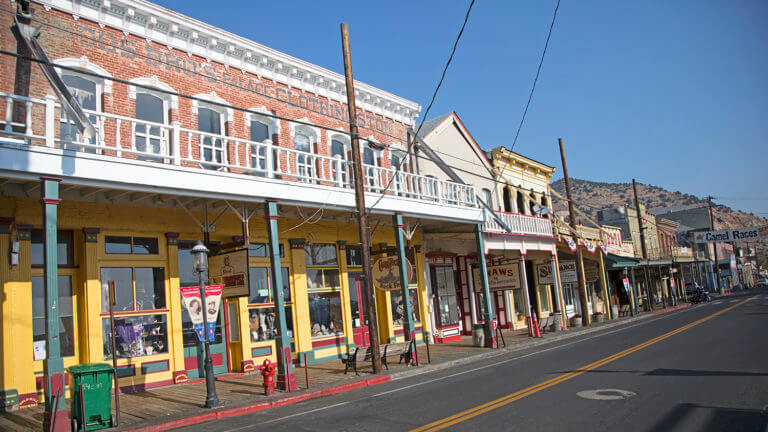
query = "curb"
xmin=121 ymin=303 xmax=693 ymax=431
xmin=121 ymin=376 xmax=391 ymax=432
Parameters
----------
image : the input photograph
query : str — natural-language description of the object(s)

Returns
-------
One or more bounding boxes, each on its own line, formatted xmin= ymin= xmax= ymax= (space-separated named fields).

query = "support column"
xmin=474 ymin=225 xmax=496 ymax=348
xmin=642 ymin=265 xmax=652 ymax=311
xmin=265 ymin=201 xmax=296 ymax=392
xmin=681 ymin=264 xmax=688 ymax=302
xmin=40 ymin=176 xmax=68 ymax=432
xmin=414 ymin=245 xmax=431 ymax=343
xmin=599 ymin=253 xmax=612 ymax=318
xmin=552 ymin=253 xmax=567 ymax=330
xmin=81 ymin=228 xmax=103 ymax=364
xmin=630 ymin=267 xmax=638 ymax=316
xmin=288 ymin=239 xmax=312 ymax=360
xmin=393 ymin=214 xmax=414 ymax=341
xmin=519 ymin=254 xmax=534 ymax=336
xmin=165 ymin=233 xmax=187 ymax=383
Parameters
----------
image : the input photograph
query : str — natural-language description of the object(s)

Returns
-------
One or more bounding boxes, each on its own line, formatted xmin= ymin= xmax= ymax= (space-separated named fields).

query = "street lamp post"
xmin=191 ymin=241 xmax=220 ymax=408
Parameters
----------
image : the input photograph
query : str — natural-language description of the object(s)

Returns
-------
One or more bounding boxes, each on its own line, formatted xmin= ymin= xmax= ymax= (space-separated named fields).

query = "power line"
xmin=370 ymin=0 xmax=476 ymax=210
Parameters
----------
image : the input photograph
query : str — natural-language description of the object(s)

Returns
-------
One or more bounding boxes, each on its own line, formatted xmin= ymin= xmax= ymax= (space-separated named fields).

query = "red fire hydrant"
xmin=259 ymin=359 xmax=276 ymax=396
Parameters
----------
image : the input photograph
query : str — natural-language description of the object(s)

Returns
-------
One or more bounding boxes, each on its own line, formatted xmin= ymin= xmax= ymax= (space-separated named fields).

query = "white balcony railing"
xmin=483 ymin=211 xmax=554 ymax=237
xmin=0 ymin=92 xmax=477 ymax=208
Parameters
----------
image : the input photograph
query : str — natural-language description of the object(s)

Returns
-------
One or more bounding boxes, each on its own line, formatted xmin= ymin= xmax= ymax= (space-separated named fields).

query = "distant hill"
xmin=550 ymin=178 xmax=767 ymax=236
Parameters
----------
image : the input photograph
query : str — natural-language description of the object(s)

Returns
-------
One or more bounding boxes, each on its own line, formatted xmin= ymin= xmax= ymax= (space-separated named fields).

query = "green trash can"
xmin=67 ymin=364 xmax=115 ymax=431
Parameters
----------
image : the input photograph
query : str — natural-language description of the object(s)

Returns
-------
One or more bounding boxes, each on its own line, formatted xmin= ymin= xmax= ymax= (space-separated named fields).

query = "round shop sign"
xmin=372 ymin=255 xmax=413 ymax=291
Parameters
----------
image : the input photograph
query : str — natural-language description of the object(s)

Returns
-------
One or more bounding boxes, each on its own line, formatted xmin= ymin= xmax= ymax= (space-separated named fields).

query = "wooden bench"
xmin=538 ymin=315 xmax=555 ymax=332
xmin=342 ymin=342 xmax=414 ymax=375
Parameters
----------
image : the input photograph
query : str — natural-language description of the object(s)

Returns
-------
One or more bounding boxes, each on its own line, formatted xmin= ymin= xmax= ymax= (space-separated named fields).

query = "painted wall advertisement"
xmin=180 ymin=285 xmax=223 ymax=342
xmin=209 ymin=249 xmax=248 ymax=297
xmin=473 ymin=262 xmax=520 ymax=292
xmin=372 ymin=255 xmax=413 ymax=291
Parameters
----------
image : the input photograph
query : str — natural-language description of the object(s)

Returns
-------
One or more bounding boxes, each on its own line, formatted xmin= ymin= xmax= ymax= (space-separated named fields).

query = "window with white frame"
xmin=390 ymin=145 xmax=408 ymax=195
xmin=482 ymin=188 xmax=493 ymax=208
xmin=248 ymin=110 xmax=278 ymax=177
xmin=292 ymin=125 xmax=317 ymax=182
xmin=330 ymin=135 xmax=349 ymax=185
xmin=197 ymin=106 xmax=225 ymax=169
xmin=362 ymin=144 xmax=380 ymax=190
xmin=134 ymin=92 xmax=167 ymax=161
xmin=424 ymin=175 xmax=438 ymax=201
xmin=60 ymin=73 xmax=101 ymax=153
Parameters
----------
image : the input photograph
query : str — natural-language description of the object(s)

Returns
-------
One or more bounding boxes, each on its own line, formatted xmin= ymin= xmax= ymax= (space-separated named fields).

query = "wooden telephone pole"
xmin=632 ymin=179 xmax=653 ymax=311
xmin=558 ymin=138 xmax=590 ymax=326
xmin=706 ymin=196 xmax=724 ymax=295
xmin=340 ymin=23 xmax=383 ymax=373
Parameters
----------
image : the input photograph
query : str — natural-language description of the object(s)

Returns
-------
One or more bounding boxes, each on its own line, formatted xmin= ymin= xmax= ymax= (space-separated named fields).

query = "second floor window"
xmin=294 ymin=131 xmax=314 ymax=180
xmin=331 ymin=139 xmax=348 ymax=184
xmin=250 ymin=119 xmax=270 ymax=176
xmin=60 ymin=73 xmax=100 ymax=153
xmin=482 ymin=188 xmax=493 ymax=208
xmin=135 ymin=93 xmax=167 ymax=160
xmin=198 ymin=107 xmax=224 ymax=169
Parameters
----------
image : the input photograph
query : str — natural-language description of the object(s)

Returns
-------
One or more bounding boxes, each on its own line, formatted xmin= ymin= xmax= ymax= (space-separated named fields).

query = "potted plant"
xmin=593 ymin=311 xmax=605 ymax=323
xmin=570 ymin=314 xmax=583 ymax=327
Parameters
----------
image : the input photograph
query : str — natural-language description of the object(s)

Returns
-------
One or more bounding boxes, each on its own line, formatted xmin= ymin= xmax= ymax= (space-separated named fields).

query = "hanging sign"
xmin=473 ymin=262 xmax=520 ymax=292
xmin=584 ymin=260 xmax=600 ymax=282
xmin=180 ymin=286 xmax=205 ymax=342
xmin=209 ymin=249 xmax=249 ymax=297
xmin=622 ymin=277 xmax=631 ymax=295
xmin=693 ymin=226 xmax=768 ymax=243
xmin=372 ymin=255 xmax=413 ymax=291
xmin=562 ymin=236 xmax=578 ymax=252
xmin=581 ymin=240 xmax=597 ymax=254
xmin=537 ymin=261 xmax=577 ymax=284
xmin=204 ymin=285 xmax=223 ymax=342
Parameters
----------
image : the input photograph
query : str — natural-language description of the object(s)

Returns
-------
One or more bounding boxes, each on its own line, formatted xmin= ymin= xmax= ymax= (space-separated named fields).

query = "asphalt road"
xmin=177 ymin=289 xmax=768 ymax=432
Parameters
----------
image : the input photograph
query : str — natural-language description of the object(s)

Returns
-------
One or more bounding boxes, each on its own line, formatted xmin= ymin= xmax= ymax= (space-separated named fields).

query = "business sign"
xmin=693 ymin=226 xmax=768 ymax=243
xmin=474 ymin=262 xmax=520 ymax=292
xmin=622 ymin=278 xmax=631 ymax=295
xmin=181 ymin=285 xmax=223 ymax=343
xmin=537 ymin=261 xmax=577 ymax=284
xmin=209 ymin=249 xmax=248 ymax=297
xmin=372 ymin=255 xmax=413 ymax=291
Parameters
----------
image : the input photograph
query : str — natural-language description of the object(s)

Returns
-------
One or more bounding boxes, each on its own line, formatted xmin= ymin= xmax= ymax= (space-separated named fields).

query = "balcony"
xmin=483 ymin=211 xmax=554 ymax=237
xmin=0 ymin=92 xmax=478 ymax=216
xmin=556 ymin=224 xmax=602 ymax=241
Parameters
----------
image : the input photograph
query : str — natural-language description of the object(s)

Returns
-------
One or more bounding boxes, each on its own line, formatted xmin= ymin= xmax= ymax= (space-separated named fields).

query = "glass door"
xmin=348 ymin=272 xmax=370 ymax=347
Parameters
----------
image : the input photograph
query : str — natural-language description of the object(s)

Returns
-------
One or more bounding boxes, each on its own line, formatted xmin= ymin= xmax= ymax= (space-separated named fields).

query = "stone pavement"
xmin=0 ymin=307 xmax=686 ymax=432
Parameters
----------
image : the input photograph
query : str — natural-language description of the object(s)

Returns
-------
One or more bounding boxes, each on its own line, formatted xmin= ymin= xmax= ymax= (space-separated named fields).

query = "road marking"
xmin=576 ymin=389 xmax=636 ymax=400
xmin=222 ymin=402 xmax=351 ymax=431
xmin=411 ymin=296 xmax=756 ymax=432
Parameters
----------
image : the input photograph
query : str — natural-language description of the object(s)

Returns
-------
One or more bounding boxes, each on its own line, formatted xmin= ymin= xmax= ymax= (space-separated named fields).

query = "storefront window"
xmin=31 ymin=276 xmax=75 ymax=358
xmin=432 ymin=266 xmax=459 ymax=326
xmin=102 ymin=315 xmax=168 ymax=359
xmin=391 ymin=287 xmax=420 ymax=326
xmin=105 ymin=236 xmax=159 ymax=255
xmin=475 ymin=290 xmax=489 ymax=322
xmin=538 ymin=285 xmax=550 ymax=313
xmin=31 ymin=230 xmax=73 ymax=266
xmin=248 ymin=267 xmax=291 ymax=303
xmin=307 ymin=268 xmax=340 ymax=290
xmin=308 ymin=292 xmax=343 ymax=336
xmin=305 ymin=243 xmax=338 ymax=266
xmin=248 ymin=306 xmax=294 ymax=342
xmin=100 ymin=267 xmax=166 ymax=312
xmin=346 ymin=246 xmax=362 ymax=267
xmin=248 ymin=242 xmax=285 ymax=258
xmin=512 ymin=288 xmax=526 ymax=320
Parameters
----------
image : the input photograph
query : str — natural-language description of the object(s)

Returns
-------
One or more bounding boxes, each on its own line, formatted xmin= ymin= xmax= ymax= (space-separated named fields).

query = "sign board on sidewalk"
xmin=693 ymin=226 xmax=768 ymax=243
xmin=209 ymin=249 xmax=248 ymax=297
xmin=180 ymin=285 xmax=223 ymax=343
xmin=474 ymin=262 xmax=520 ymax=292
xmin=537 ymin=261 xmax=577 ymax=284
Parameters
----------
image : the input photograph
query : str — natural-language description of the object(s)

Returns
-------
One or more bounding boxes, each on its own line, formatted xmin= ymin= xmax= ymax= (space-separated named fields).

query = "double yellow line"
xmin=412 ymin=296 xmax=755 ymax=432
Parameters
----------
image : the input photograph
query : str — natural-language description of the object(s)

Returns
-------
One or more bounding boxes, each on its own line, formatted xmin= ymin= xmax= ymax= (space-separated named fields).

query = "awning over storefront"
xmin=605 ymin=253 xmax=640 ymax=269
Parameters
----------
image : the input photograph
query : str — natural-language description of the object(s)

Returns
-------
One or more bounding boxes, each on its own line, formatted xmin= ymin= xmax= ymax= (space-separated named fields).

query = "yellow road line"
xmin=412 ymin=296 xmax=755 ymax=432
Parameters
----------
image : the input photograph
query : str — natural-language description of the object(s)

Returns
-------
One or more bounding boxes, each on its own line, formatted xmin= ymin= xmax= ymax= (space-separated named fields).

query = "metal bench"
xmin=343 ymin=341 xmax=414 ymax=375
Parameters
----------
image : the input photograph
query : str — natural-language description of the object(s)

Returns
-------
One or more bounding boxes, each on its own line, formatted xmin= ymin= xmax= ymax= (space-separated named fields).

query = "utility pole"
xmin=340 ymin=23 xmax=382 ymax=373
xmin=558 ymin=138 xmax=590 ymax=326
xmin=706 ymin=196 xmax=724 ymax=295
xmin=632 ymin=179 xmax=653 ymax=311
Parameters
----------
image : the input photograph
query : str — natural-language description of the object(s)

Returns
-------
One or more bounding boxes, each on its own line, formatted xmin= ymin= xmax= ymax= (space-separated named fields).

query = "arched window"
xmin=503 ymin=187 xmax=512 ymax=212
xmin=193 ymin=92 xmax=232 ymax=170
xmin=129 ymin=76 xmax=176 ymax=162
xmin=55 ymin=57 xmax=111 ymax=153
xmin=329 ymin=133 xmax=349 ymax=185
xmin=516 ymin=190 xmax=526 ymax=215
xmin=529 ymin=194 xmax=536 ymax=215
xmin=540 ymin=196 xmax=550 ymax=218
xmin=389 ymin=145 xmax=408 ymax=195
xmin=362 ymin=143 xmax=381 ymax=190
xmin=247 ymin=108 xmax=280 ymax=176
xmin=290 ymin=122 xmax=319 ymax=182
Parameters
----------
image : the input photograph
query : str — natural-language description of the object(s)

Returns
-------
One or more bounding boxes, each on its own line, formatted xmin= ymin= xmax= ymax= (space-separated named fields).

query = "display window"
xmin=305 ymin=243 xmax=344 ymax=337
xmin=391 ymin=287 xmax=420 ymax=326
xmin=538 ymin=285 xmax=551 ymax=313
xmin=31 ymin=275 xmax=75 ymax=359
xmin=308 ymin=292 xmax=343 ymax=337
xmin=247 ymin=266 xmax=293 ymax=342
xmin=431 ymin=265 xmax=459 ymax=327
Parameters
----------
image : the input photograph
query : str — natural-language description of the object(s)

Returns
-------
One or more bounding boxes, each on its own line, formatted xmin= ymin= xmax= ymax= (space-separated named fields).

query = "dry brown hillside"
xmin=550 ymin=178 xmax=767 ymax=236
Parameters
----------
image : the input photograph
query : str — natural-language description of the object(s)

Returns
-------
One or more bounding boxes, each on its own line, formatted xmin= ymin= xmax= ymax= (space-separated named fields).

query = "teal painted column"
xmin=393 ymin=213 xmax=414 ymax=341
xmin=629 ymin=267 xmax=638 ymax=316
xmin=265 ymin=200 xmax=297 ymax=391
xmin=474 ymin=224 xmax=497 ymax=348
xmin=40 ymin=176 xmax=69 ymax=432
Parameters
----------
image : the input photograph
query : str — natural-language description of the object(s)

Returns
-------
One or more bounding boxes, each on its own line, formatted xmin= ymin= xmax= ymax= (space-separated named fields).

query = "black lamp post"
xmin=191 ymin=241 xmax=220 ymax=408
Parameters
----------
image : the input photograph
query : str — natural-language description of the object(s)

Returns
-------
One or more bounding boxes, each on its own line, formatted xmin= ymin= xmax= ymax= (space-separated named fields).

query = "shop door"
xmin=181 ymin=294 xmax=228 ymax=379
xmin=431 ymin=266 xmax=460 ymax=328
xmin=348 ymin=273 xmax=370 ymax=347
xmin=494 ymin=291 xmax=506 ymax=328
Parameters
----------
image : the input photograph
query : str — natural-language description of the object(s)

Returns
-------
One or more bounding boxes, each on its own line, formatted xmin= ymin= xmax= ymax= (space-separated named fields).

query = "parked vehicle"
xmin=757 ymin=279 xmax=768 ymax=288
xmin=689 ymin=287 xmax=711 ymax=304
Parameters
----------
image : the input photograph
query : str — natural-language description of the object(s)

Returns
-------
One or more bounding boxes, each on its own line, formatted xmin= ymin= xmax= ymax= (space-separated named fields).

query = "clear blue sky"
xmin=155 ymin=0 xmax=768 ymax=218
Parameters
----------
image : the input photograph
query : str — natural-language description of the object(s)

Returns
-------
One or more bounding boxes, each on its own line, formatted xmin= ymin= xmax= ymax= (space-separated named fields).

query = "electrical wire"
xmin=368 ymin=0 xmax=476 ymax=210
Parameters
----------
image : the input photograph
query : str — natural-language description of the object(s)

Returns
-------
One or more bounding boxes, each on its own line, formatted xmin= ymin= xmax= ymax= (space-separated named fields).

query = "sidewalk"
xmin=0 ymin=305 xmax=688 ymax=432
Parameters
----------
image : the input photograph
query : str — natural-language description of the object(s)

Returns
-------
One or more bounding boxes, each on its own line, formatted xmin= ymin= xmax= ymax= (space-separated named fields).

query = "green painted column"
xmin=393 ymin=213 xmax=414 ymax=341
xmin=630 ymin=267 xmax=638 ymax=316
xmin=40 ymin=176 xmax=69 ymax=432
xmin=474 ymin=224 xmax=497 ymax=348
xmin=265 ymin=200 xmax=297 ymax=391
